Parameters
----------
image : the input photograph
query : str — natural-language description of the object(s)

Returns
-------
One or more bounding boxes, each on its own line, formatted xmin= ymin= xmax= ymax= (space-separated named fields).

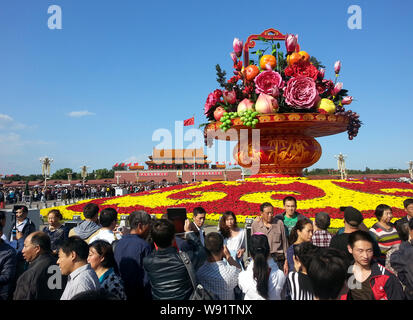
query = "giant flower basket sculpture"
xmin=204 ymin=28 xmax=361 ymax=177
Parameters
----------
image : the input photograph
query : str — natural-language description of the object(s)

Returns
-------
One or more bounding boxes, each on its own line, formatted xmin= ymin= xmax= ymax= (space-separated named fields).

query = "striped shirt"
xmin=60 ymin=264 xmax=100 ymax=300
xmin=369 ymin=223 xmax=401 ymax=255
xmin=285 ymin=271 xmax=314 ymax=300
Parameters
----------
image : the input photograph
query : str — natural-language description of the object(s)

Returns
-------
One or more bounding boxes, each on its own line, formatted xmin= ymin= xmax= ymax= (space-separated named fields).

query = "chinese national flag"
xmin=183 ymin=117 xmax=194 ymax=126
xmin=127 ymin=163 xmax=132 ymax=167
xmin=114 ymin=163 xmax=119 ymax=167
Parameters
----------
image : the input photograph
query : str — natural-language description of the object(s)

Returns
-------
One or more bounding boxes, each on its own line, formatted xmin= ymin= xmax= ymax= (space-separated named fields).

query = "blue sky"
xmin=0 ymin=0 xmax=412 ymax=175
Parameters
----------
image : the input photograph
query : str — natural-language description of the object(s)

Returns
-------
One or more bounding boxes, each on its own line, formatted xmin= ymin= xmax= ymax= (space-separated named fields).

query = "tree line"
xmin=1 ymin=166 xmax=126 ymax=181
xmin=1 ymin=166 xmax=409 ymax=182
xmin=304 ymin=168 xmax=409 ymax=175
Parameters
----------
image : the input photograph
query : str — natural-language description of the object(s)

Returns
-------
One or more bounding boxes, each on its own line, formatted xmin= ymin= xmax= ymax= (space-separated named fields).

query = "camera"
xmin=167 ymin=207 xmax=187 ymax=234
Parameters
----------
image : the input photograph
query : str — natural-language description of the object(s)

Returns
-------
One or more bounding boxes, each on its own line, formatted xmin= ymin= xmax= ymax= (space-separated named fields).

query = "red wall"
xmin=115 ymin=170 xmax=242 ymax=183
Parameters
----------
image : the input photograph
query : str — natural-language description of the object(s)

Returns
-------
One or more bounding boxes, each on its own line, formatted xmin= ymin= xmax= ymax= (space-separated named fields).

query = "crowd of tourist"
xmin=0 ymin=197 xmax=413 ymax=301
xmin=0 ymin=181 xmax=185 ymax=206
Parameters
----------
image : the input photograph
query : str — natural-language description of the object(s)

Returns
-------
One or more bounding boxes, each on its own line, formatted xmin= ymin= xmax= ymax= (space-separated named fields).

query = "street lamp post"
xmin=40 ymin=156 xmax=53 ymax=189
xmin=334 ymin=153 xmax=348 ymax=180
xmin=408 ymin=160 xmax=413 ymax=180
xmin=80 ymin=165 xmax=89 ymax=186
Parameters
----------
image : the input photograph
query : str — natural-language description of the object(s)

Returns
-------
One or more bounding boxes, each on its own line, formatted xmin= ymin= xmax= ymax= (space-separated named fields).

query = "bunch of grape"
xmin=335 ymin=107 xmax=361 ymax=140
xmin=219 ymin=110 xmax=260 ymax=131
xmin=239 ymin=110 xmax=259 ymax=128
xmin=219 ymin=112 xmax=234 ymax=131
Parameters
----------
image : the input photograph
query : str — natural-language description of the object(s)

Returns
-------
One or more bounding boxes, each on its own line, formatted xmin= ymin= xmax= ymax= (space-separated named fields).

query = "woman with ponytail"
xmin=284 ymin=242 xmax=318 ymax=300
xmin=286 ymin=219 xmax=313 ymax=273
xmin=238 ymin=234 xmax=286 ymax=300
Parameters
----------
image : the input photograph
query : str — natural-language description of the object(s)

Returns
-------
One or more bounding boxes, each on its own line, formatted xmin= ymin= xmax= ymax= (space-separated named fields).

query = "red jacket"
xmin=341 ymin=263 xmax=405 ymax=300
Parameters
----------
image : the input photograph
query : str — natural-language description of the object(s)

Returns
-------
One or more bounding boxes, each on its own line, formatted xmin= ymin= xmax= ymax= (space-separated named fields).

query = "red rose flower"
xmin=284 ymin=61 xmax=319 ymax=80
xmin=213 ymin=89 xmax=223 ymax=99
xmin=316 ymin=79 xmax=334 ymax=94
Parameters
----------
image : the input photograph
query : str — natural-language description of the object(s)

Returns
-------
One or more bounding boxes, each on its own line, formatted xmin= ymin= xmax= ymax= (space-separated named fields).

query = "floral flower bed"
xmin=41 ymin=178 xmax=413 ymax=229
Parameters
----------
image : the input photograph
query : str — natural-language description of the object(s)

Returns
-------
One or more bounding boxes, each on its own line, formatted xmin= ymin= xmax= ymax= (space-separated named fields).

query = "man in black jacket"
xmin=7 ymin=205 xmax=37 ymax=285
xmin=13 ymin=231 xmax=64 ymax=300
xmin=330 ymin=207 xmax=382 ymax=267
xmin=391 ymin=218 xmax=413 ymax=300
xmin=0 ymin=211 xmax=16 ymax=300
xmin=188 ymin=206 xmax=206 ymax=246
xmin=143 ymin=219 xmax=206 ymax=300
xmin=8 ymin=205 xmax=37 ymax=251
xmin=395 ymin=199 xmax=413 ymax=230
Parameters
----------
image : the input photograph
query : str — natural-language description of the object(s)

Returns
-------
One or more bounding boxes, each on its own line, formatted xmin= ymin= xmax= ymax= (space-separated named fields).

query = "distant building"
xmin=115 ymin=148 xmax=242 ymax=183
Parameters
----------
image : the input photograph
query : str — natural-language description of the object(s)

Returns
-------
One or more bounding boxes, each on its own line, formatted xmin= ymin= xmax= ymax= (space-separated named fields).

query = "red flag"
xmin=127 ymin=163 xmax=132 ymax=167
xmin=120 ymin=163 xmax=125 ymax=167
xmin=183 ymin=117 xmax=194 ymax=126
xmin=134 ymin=162 xmax=139 ymax=166
xmin=114 ymin=163 xmax=119 ymax=167
xmin=229 ymin=162 xmax=232 ymax=166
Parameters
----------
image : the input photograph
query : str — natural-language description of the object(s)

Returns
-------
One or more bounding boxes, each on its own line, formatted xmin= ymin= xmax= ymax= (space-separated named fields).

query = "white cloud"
xmin=67 ymin=110 xmax=96 ymax=118
xmin=0 ymin=133 xmax=51 ymax=156
xmin=0 ymin=114 xmax=13 ymax=122
xmin=0 ymin=114 xmax=29 ymax=130
xmin=0 ymin=132 xmax=20 ymax=144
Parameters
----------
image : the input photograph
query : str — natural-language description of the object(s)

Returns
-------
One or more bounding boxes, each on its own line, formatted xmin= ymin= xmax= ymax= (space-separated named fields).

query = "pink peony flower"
xmin=204 ymin=89 xmax=222 ymax=114
xmin=254 ymin=70 xmax=284 ymax=97
xmin=233 ymin=38 xmax=243 ymax=58
xmin=223 ymin=90 xmax=237 ymax=104
xmin=285 ymin=34 xmax=298 ymax=54
xmin=255 ymin=93 xmax=279 ymax=114
xmin=284 ymin=76 xmax=320 ymax=109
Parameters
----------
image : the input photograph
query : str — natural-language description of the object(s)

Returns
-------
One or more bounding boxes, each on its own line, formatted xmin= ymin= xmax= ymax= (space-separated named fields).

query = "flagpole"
xmin=193 ymin=114 xmax=196 ymax=183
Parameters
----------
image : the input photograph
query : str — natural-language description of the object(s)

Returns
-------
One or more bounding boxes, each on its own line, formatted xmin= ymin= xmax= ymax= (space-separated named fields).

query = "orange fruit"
xmin=244 ymin=65 xmax=260 ymax=81
xmin=259 ymin=55 xmax=277 ymax=70
xmin=288 ymin=52 xmax=302 ymax=65
xmin=298 ymin=51 xmax=310 ymax=62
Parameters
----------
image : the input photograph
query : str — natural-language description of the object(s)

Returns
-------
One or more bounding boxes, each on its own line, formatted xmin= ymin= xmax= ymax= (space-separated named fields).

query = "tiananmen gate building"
xmin=115 ymin=148 xmax=242 ymax=183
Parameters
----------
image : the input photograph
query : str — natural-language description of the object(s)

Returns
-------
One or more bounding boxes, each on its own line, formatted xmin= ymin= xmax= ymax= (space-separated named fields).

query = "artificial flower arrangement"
xmin=203 ymin=31 xmax=362 ymax=140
